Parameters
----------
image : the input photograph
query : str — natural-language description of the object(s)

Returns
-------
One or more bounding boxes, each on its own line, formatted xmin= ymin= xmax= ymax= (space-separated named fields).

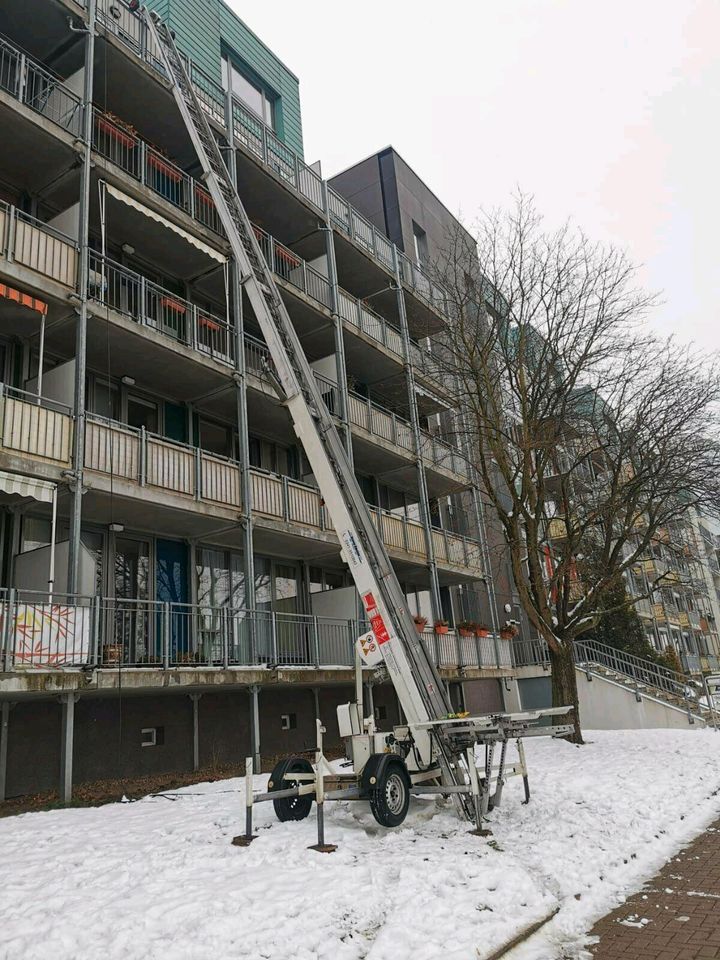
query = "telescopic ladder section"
xmin=144 ymin=12 xmax=468 ymax=794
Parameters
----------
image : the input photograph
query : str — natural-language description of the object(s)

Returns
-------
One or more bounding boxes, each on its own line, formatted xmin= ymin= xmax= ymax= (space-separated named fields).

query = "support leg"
xmin=312 ymin=687 xmax=320 ymax=723
xmin=517 ymin=739 xmax=530 ymax=804
xmin=492 ymin=739 xmax=508 ymax=809
xmin=59 ymin=694 xmax=77 ymax=805
xmin=231 ymin=756 xmax=257 ymax=846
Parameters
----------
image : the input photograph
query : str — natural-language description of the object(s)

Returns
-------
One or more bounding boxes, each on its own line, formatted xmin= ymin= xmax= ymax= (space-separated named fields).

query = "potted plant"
xmin=102 ymin=642 xmax=123 ymax=665
xmin=413 ymin=614 xmax=428 ymax=633
xmin=433 ymin=619 xmax=449 ymax=635
xmin=475 ymin=623 xmax=490 ymax=637
xmin=457 ymin=620 xmax=476 ymax=637
xmin=499 ymin=624 xmax=518 ymax=640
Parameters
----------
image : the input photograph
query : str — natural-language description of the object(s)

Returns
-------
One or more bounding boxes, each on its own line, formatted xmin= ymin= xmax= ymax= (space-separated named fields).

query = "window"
xmin=281 ymin=713 xmax=297 ymax=730
xmin=141 ymin=726 xmax=164 ymax=747
xmin=222 ymin=57 xmax=275 ymax=129
xmin=412 ymin=221 xmax=429 ymax=266
xmin=374 ymin=704 xmax=387 ymax=722
xmin=92 ymin=379 xmax=120 ymax=421
xmin=127 ymin=394 xmax=158 ymax=433
xmin=198 ymin=418 xmax=232 ymax=457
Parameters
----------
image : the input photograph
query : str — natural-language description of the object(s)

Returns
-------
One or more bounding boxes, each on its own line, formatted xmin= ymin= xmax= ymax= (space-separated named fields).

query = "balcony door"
xmin=112 ymin=536 xmax=151 ymax=663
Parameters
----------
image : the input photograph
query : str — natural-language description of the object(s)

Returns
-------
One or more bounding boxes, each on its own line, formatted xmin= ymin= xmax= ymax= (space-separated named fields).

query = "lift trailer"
xmin=145 ymin=10 xmax=574 ymax=839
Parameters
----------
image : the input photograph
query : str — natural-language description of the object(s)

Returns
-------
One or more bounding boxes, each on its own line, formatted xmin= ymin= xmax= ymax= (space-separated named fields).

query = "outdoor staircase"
xmin=573 ymin=639 xmax=718 ymax=728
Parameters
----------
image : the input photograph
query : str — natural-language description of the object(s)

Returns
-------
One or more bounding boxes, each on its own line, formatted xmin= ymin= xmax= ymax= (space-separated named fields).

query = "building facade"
xmin=0 ymin=0 xmax=518 ymax=802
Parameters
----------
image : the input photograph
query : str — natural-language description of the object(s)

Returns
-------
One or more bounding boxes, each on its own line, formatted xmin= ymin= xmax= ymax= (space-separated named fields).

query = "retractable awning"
xmin=104 ymin=182 xmax=226 ymax=265
xmin=0 ymin=469 xmax=56 ymax=504
xmin=0 ymin=284 xmax=47 ymax=316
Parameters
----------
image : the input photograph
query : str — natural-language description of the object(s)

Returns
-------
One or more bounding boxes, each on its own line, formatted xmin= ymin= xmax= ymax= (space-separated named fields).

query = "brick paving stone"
xmin=589 ymin=817 xmax=720 ymax=960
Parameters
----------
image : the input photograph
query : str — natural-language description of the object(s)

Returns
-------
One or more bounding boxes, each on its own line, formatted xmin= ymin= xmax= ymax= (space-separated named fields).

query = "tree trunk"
xmin=549 ymin=639 xmax=584 ymax=744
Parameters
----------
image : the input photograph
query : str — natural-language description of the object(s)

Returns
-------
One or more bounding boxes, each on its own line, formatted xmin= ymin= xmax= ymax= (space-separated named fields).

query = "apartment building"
xmin=625 ymin=512 xmax=720 ymax=674
xmin=0 ymin=0 xmax=518 ymax=802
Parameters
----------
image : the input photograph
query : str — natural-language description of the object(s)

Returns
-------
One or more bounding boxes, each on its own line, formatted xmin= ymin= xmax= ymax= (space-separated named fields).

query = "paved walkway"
xmin=589 ymin=817 xmax=720 ymax=960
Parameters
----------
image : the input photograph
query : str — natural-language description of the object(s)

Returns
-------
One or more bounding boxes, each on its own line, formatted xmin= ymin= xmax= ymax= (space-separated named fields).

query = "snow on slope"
xmin=1 ymin=729 xmax=719 ymax=960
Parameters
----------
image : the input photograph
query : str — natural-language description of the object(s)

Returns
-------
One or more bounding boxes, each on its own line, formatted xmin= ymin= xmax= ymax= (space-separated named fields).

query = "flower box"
xmin=433 ymin=623 xmax=449 ymax=635
xmin=475 ymin=627 xmax=490 ymax=638
xmin=199 ymin=314 xmax=221 ymax=332
xmin=148 ymin=153 xmax=183 ymax=183
xmin=95 ymin=114 xmax=137 ymax=149
xmin=160 ymin=296 xmax=186 ymax=314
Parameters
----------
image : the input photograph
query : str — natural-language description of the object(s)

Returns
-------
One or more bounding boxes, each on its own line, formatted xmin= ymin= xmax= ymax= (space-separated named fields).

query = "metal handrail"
xmin=0 ymin=33 xmax=83 ymax=135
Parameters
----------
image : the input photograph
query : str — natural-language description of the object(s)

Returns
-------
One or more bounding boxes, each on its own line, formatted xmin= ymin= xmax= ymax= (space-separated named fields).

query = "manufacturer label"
xmin=341 ymin=530 xmax=363 ymax=567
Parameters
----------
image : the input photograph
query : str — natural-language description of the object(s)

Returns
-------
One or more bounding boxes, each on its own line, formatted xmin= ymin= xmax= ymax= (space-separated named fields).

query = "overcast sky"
xmin=229 ymin=0 xmax=719 ymax=352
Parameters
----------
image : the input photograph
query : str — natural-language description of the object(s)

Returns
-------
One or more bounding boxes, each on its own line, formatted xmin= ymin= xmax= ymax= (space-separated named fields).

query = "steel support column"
xmin=249 ymin=684 xmax=261 ymax=771
xmin=0 ymin=701 xmax=12 ymax=802
xmin=321 ymin=182 xmax=353 ymax=462
xmin=392 ymin=250 xmax=442 ymax=619
xmin=59 ymin=693 xmax=78 ymax=804
xmin=225 ymin=88 xmax=256 ymax=619
xmin=190 ymin=694 xmax=202 ymax=772
xmin=68 ymin=0 xmax=97 ymax=593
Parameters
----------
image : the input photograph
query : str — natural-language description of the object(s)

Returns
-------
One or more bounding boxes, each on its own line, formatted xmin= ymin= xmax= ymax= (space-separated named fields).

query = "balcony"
xmin=0 ymin=388 xmax=484 ymax=581
xmin=0 ymin=385 xmax=72 ymax=469
xmin=0 ymin=33 xmax=83 ymax=137
xmin=0 ymin=202 xmax=78 ymax=292
xmin=0 ymin=588 xmax=511 ymax=674
xmin=88 ymin=0 xmax=448 ymax=321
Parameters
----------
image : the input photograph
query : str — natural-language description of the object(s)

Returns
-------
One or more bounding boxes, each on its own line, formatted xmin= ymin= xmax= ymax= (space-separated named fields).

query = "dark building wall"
xmin=5 ymin=700 xmax=60 ymax=797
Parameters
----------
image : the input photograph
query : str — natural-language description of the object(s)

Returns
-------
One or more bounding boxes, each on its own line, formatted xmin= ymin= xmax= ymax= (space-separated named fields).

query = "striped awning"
xmin=0 ymin=470 xmax=56 ymax=504
xmin=104 ymin=182 xmax=226 ymax=264
xmin=0 ymin=284 xmax=48 ymax=316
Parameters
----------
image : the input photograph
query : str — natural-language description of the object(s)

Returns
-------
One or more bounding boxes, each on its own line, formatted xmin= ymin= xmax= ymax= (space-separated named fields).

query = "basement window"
xmin=141 ymin=726 xmax=164 ymax=747
xmin=280 ymin=713 xmax=297 ymax=731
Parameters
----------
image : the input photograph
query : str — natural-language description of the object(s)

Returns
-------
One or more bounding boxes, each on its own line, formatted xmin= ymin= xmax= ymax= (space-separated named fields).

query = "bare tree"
xmin=432 ymin=195 xmax=720 ymax=742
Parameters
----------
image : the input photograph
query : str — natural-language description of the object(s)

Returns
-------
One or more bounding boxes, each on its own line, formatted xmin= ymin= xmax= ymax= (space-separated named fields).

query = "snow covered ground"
xmin=1 ymin=729 xmax=719 ymax=960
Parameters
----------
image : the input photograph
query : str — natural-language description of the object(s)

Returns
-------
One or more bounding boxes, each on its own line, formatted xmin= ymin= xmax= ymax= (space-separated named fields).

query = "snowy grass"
xmin=1 ymin=729 xmax=719 ymax=960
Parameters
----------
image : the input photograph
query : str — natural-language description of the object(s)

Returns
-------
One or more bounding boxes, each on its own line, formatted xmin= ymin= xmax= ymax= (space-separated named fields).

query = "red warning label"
xmin=362 ymin=592 xmax=391 ymax=645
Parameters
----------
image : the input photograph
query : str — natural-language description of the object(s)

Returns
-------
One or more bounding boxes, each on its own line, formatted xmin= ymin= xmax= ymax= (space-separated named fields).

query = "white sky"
xmin=229 ymin=0 xmax=719 ymax=353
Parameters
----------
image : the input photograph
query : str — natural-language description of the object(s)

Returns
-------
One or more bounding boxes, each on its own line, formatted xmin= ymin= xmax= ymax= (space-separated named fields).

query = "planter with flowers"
xmin=413 ymin=614 xmax=427 ymax=634
xmin=433 ymin=619 xmax=449 ymax=635
xmin=457 ymin=620 xmax=476 ymax=638
xmin=475 ymin=624 xmax=490 ymax=637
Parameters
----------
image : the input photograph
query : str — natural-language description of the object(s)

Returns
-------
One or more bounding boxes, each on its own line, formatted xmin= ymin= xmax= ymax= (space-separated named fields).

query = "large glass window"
xmin=196 ymin=546 xmax=244 ymax=609
xmin=222 ymin=57 xmax=275 ymax=129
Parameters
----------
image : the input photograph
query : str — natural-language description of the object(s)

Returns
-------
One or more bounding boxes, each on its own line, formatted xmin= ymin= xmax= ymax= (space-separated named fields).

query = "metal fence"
xmin=88 ymin=254 xmax=234 ymax=364
xmin=0 ymin=34 xmax=83 ymax=136
xmin=0 ymin=201 xmax=78 ymax=288
xmin=1 ymin=589 xmax=512 ymax=673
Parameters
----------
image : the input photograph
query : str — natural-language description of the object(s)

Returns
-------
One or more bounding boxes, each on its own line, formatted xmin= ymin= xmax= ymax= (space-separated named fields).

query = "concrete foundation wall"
xmin=1 ymin=683 xmax=407 ymax=799
xmin=577 ymin=671 xmax=701 ymax=730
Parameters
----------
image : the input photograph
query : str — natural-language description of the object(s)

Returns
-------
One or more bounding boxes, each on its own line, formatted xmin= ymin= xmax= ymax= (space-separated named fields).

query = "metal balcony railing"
xmin=92 ymin=108 xmax=223 ymax=234
xmin=84 ymin=414 xmax=242 ymax=507
xmin=0 ymin=33 xmax=83 ymax=136
xmin=88 ymin=253 xmax=235 ymax=364
xmin=0 ymin=384 xmax=73 ymax=465
xmin=0 ymin=201 xmax=78 ymax=288
xmin=87 ymin=0 xmax=448 ymax=317
xmin=0 ymin=588 xmax=508 ymax=672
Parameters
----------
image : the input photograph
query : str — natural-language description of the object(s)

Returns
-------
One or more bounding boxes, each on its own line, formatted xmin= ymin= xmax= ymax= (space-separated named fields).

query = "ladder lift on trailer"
xmin=145 ymin=10 xmax=573 ymax=835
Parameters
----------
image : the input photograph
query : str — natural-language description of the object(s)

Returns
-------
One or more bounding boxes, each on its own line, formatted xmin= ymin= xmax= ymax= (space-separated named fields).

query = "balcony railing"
xmin=84 ymin=414 xmax=242 ymax=507
xmin=0 ymin=385 xmax=73 ymax=465
xmin=0 ymin=588 xmax=509 ymax=672
xmin=0 ymin=202 xmax=78 ymax=288
xmin=92 ymin=108 xmax=223 ymax=235
xmin=0 ymin=34 xmax=83 ymax=136
xmin=88 ymin=253 xmax=234 ymax=365
xmin=88 ymin=0 xmax=448 ymax=317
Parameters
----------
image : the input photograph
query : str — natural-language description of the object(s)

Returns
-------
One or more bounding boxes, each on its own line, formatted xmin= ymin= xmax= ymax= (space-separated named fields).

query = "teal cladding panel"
xmin=146 ymin=0 xmax=303 ymax=158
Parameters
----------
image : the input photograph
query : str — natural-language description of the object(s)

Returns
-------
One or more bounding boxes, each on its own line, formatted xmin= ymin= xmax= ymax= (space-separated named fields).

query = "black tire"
xmin=369 ymin=761 xmax=411 ymax=827
xmin=269 ymin=756 xmax=314 ymax=822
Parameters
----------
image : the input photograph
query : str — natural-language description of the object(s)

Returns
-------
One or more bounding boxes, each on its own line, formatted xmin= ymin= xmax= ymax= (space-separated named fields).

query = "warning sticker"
xmin=362 ymin=592 xmax=391 ymax=645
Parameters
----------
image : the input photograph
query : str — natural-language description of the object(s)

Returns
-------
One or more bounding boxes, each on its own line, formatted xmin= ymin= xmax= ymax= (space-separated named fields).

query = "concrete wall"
xmin=1 ymin=683 xmax=406 ymax=799
xmin=577 ymin=672 xmax=701 ymax=730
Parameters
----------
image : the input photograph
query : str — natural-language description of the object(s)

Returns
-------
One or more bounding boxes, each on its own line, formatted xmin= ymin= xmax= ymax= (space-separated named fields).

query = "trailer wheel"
xmin=269 ymin=756 xmax=314 ymax=822
xmin=369 ymin=761 xmax=411 ymax=827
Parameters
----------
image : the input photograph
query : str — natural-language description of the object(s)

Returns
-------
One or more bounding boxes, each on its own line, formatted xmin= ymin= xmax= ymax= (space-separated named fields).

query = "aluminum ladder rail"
xmin=144 ymin=11 xmax=470 ymax=800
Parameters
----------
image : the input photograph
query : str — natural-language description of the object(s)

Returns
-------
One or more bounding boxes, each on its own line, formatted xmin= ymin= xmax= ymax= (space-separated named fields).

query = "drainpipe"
xmin=321 ymin=182 xmax=353 ymax=463
xmin=391 ymin=248 xmax=441 ymax=620
xmin=67 ymin=0 xmax=96 ymax=594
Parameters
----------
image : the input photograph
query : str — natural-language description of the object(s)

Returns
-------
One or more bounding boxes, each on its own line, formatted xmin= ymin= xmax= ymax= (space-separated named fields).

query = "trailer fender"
xmin=361 ymin=753 xmax=407 ymax=798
